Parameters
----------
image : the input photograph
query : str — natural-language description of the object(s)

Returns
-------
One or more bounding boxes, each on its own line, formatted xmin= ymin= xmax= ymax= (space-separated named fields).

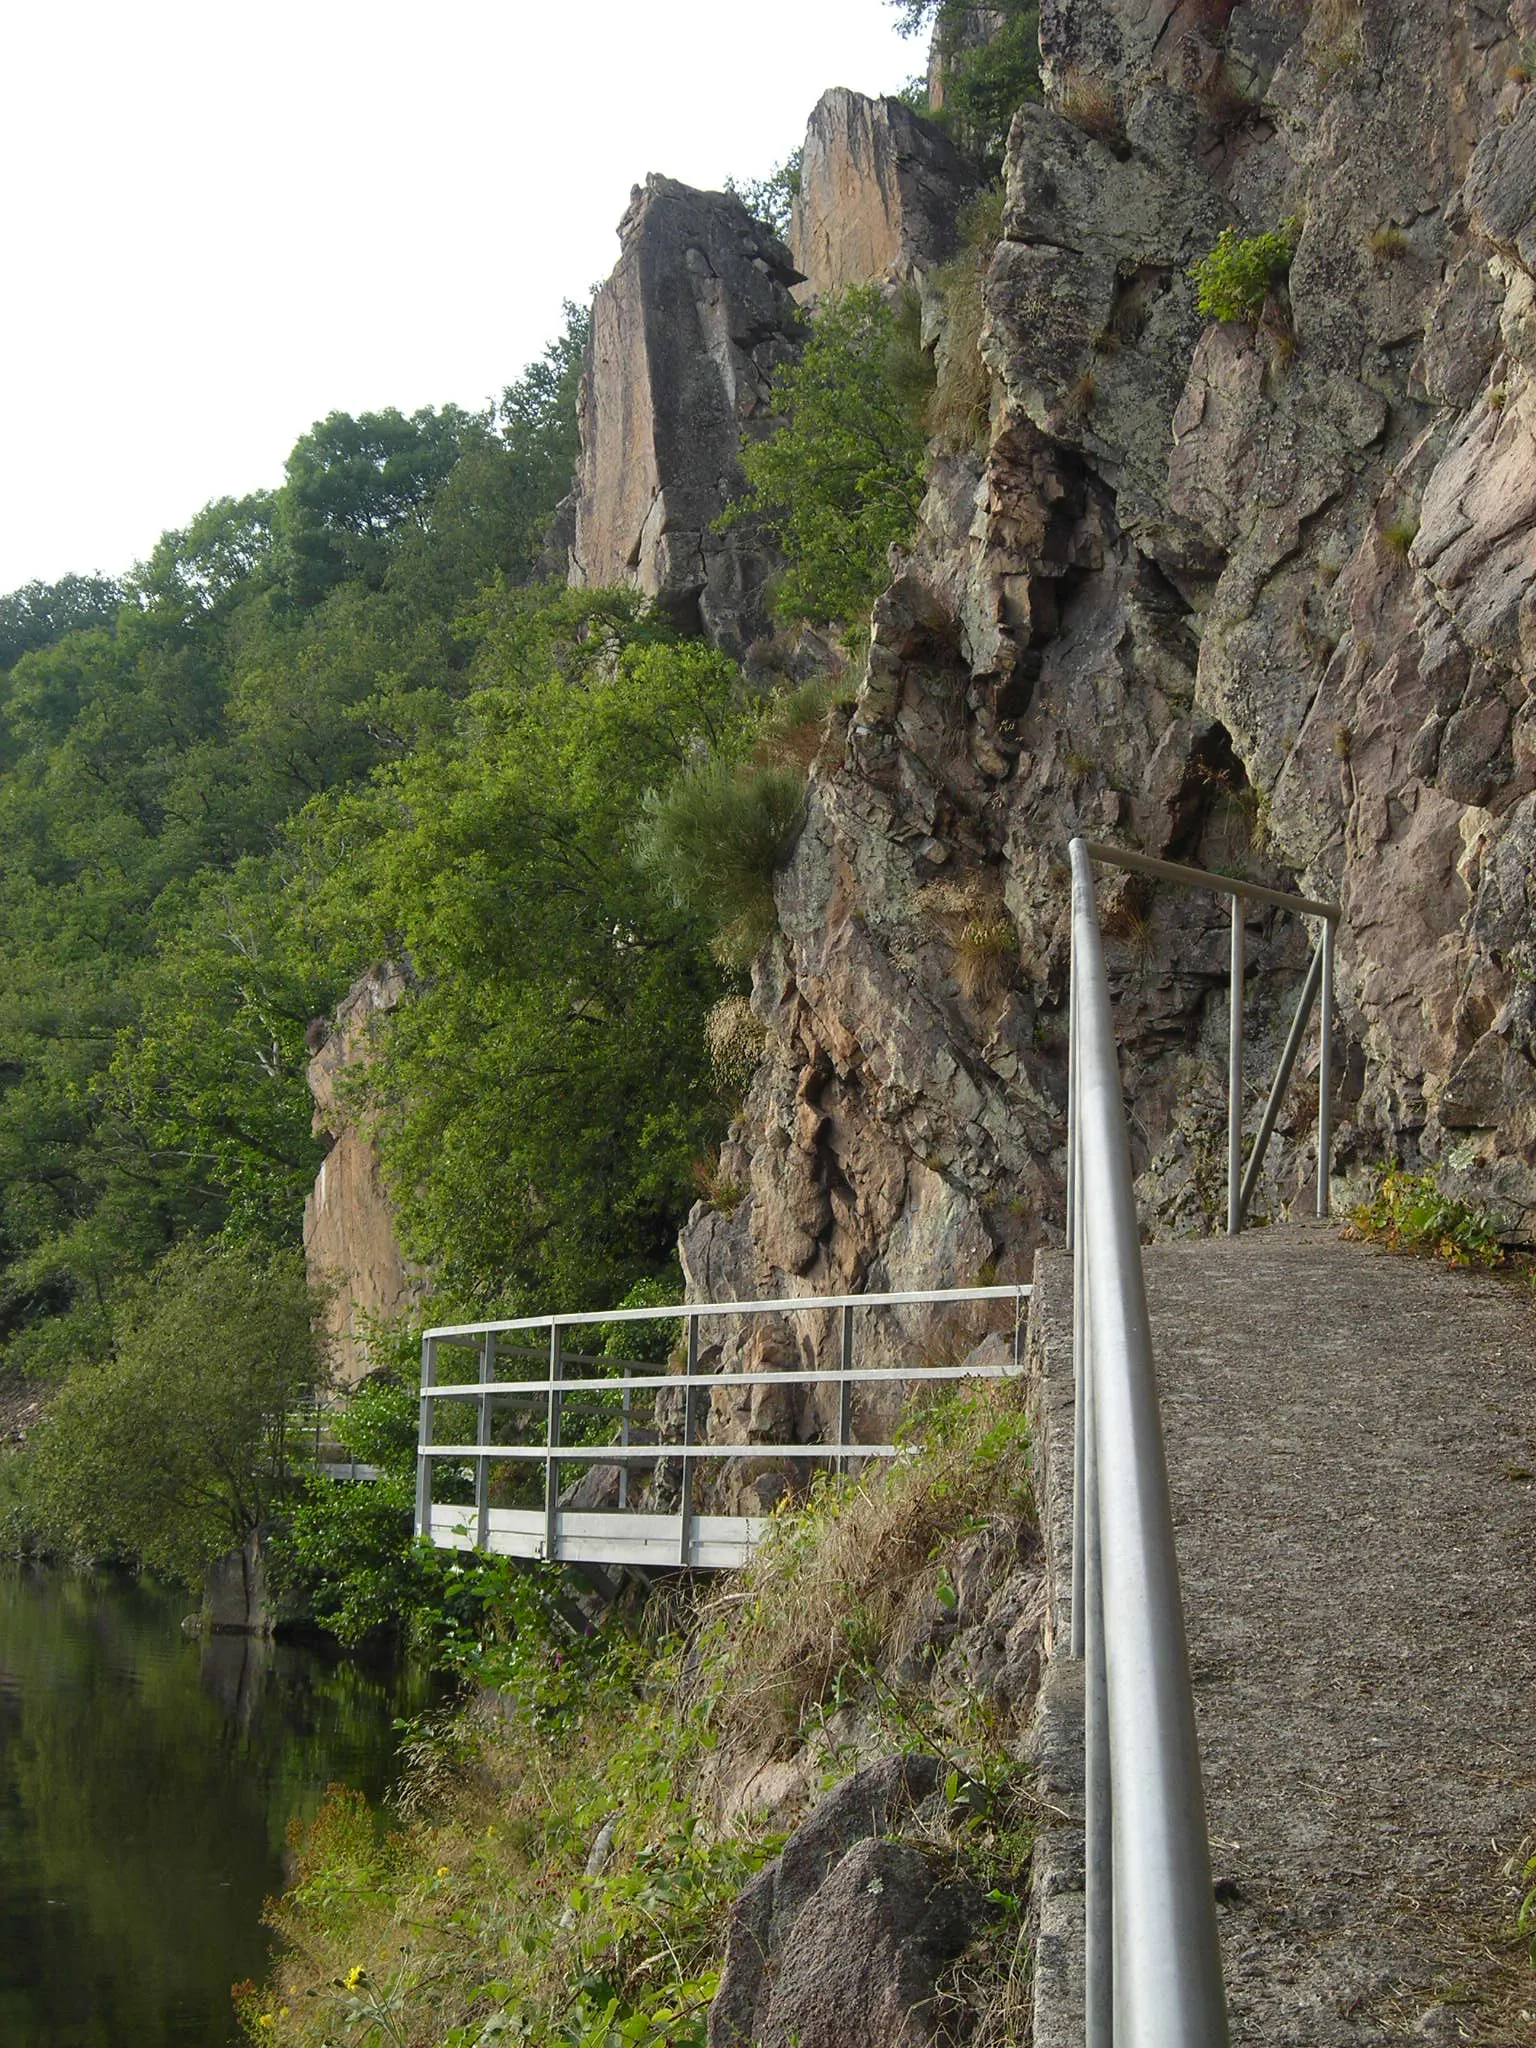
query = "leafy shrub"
xmin=639 ymin=759 xmax=806 ymax=970
xmin=1189 ymin=224 xmax=1296 ymax=325
xmin=895 ymin=1 xmax=1043 ymax=172
xmin=728 ymin=284 xmax=929 ymax=628
xmin=1348 ymin=1168 xmax=1504 ymax=1268
xmin=725 ymin=150 xmax=802 ymax=241
xmin=704 ymin=994 xmax=766 ymax=1094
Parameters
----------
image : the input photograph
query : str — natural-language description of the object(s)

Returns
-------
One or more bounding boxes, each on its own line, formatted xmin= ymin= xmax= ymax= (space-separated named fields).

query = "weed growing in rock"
xmin=704 ymin=995 xmax=766 ymax=1096
xmin=1381 ymin=510 xmax=1420 ymax=557
xmin=1348 ymin=1169 xmax=1505 ymax=1268
xmin=1056 ymin=69 xmax=1126 ymax=149
xmin=639 ymin=758 xmax=806 ymax=970
xmin=1189 ymin=224 xmax=1296 ymax=326
xmin=1367 ymin=223 xmax=1409 ymax=259
xmin=928 ymin=186 xmax=1005 ymax=453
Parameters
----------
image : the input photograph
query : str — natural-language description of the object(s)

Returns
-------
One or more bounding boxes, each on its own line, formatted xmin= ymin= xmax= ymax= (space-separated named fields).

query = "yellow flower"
xmin=435 ymin=1864 xmax=450 ymax=1880
xmin=344 ymin=1965 xmax=365 ymax=1990
xmin=256 ymin=2020 xmax=274 ymax=2034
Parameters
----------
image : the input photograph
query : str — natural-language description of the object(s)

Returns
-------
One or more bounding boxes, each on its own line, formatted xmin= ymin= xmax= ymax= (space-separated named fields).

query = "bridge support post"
xmin=476 ymin=1332 xmax=495 ymax=1551
xmin=836 ymin=1304 xmax=853 ymax=1475
xmin=544 ymin=1323 xmax=563 ymax=1563
xmin=415 ymin=1335 xmax=437 ymax=1542
xmin=677 ymin=1317 xmax=699 ymax=1568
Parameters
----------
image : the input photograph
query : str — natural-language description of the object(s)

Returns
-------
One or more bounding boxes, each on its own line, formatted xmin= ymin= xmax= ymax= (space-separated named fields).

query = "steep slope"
xmin=686 ymin=0 xmax=1536 ymax=1353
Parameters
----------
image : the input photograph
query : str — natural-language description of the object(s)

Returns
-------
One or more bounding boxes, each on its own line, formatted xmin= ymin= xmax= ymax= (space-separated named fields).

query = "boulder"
xmin=708 ymin=1755 xmax=977 ymax=2048
xmin=567 ymin=175 xmax=803 ymax=656
xmin=789 ymin=89 xmax=974 ymax=302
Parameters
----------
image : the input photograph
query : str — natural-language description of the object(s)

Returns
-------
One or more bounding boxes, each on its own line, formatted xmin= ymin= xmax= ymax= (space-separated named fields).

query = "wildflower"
xmin=344 ymin=1965 xmax=365 ymax=1990
xmin=435 ymin=1864 xmax=450 ymax=1880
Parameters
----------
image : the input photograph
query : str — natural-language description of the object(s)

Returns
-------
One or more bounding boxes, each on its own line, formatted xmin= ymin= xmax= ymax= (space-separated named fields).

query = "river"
xmin=0 ymin=1566 xmax=435 ymax=2046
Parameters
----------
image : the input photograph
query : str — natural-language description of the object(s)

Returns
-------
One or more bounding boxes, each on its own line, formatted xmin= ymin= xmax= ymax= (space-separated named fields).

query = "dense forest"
xmin=0 ymin=0 xmax=1037 ymax=1603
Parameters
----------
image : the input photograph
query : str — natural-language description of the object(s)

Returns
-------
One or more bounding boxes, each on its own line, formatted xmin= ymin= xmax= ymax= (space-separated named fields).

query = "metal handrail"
xmin=414 ymin=1284 xmax=1030 ymax=1570
xmin=1081 ymin=839 xmax=1339 ymax=1232
xmin=1067 ymin=836 xmax=1230 ymax=2046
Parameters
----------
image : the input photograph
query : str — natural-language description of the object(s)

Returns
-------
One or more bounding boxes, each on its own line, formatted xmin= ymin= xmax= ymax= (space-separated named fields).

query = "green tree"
xmin=892 ymin=0 xmax=1041 ymax=171
xmin=729 ymin=285 xmax=929 ymax=627
xmin=0 ymin=573 xmax=122 ymax=672
xmin=295 ymin=591 xmax=748 ymax=1309
xmin=25 ymin=1239 xmax=324 ymax=1582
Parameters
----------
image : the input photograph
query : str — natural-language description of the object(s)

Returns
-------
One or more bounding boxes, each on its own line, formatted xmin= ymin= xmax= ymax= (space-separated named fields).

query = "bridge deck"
xmin=1030 ymin=1225 xmax=1536 ymax=2045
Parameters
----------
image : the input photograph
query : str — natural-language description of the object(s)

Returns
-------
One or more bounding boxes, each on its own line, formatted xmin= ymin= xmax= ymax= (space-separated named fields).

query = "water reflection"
xmin=0 ymin=1567 xmax=434 ymax=2046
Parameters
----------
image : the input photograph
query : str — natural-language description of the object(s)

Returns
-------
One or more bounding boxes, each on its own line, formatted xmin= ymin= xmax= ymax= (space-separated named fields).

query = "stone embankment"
xmin=1029 ymin=1226 xmax=1536 ymax=2044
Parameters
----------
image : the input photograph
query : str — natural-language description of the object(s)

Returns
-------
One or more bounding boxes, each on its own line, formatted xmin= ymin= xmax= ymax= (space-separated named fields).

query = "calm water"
xmin=0 ymin=1567 xmax=435 ymax=2047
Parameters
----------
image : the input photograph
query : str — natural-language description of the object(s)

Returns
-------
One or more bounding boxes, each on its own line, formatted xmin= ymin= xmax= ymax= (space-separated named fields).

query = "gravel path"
xmin=1029 ymin=1227 xmax=1536 ymax=2045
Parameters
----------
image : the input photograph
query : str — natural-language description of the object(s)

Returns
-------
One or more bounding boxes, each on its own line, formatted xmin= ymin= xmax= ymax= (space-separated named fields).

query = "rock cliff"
xmin=681 ymin=0 xmax=1536 ymax=1358
xmin=789 ymin=89 xmax=974 ymax=300
xmin=566 ymin=175 xmax=804 ymax=655
xmin=303 ymin=964 xmax=426 ymax=1383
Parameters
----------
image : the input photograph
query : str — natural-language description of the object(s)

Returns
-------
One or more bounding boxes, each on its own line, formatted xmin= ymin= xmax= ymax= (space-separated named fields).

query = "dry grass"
xmin=705 ymin=994 xmax=766 ymax=1095
xmin=1367 ymin=223 xmax=1409 ymax=260
xmin=710 ymin=1376 xmax=1034 ymax=1757
xmin=912 ymin=874 xmax=1020 ymax=1005
xmin=1056 ymin=68 xmax=1126 ymax=148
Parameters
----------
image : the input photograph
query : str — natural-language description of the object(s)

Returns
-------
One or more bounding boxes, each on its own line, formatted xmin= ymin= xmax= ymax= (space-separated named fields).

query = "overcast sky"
xmin=0 ymin=0 xmax=918 ymax=594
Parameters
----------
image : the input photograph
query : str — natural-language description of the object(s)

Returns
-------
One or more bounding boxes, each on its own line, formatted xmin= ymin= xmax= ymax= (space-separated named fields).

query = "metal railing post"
xmin=1318 ymin=915 xmax=1334 ymax=1218
xmin=837 ymin=1304 xmax=854 ymax=1475
xmin=1071 ymin=925 xmax=1087 ymax=1658
xmin=1228 ymin=893 xmax=1244 ymax=1235
xmin=1082 ymin=1281 xmax=1112 ymax=2048
xmin=1238 ymin=940 xmax=1324 ymax=1226
xmin=619 ymin=1364 xmax=632 ymax=1510
xmin=1069 ymin=836 xmax=1229 ymax=2047
xmin=677 ymin=1315 xmax=700 ymax=1567
xmin=544 ymin=1321 xmax=563 ymax=1563
xmin=476 ymin=1332 xmax=495 ymax=1551
xmin=1066 ymin=932 xmax=1078 ymax=1254
xmin=415 ymin=1334 xmax=436 ymax=1541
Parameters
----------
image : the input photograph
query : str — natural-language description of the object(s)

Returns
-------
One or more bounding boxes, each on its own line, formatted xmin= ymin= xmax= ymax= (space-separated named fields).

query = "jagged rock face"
xmin=789 ymin=89 xmax=974 ymax=301
xmin=567 ymin=175 xmax=803 ymax=656
xmin=685 ymin=0 xmax=1536 ymax=1370
xmin=303 ymin=964 xmax=426 ymax=1383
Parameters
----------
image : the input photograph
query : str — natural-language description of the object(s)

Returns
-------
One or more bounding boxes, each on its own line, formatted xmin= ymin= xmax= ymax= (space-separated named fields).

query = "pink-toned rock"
xmin=302 ymin=965 xmax=426 ymax=1383
xmin=789 ymin=89 xmax=972 ymax=303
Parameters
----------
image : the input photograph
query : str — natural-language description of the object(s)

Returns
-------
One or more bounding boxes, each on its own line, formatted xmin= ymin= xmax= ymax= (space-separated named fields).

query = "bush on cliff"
xmin=729 ymin=284 xmax=930 ymax=630
xmin=892 ymin=0 xmax=1042 ymax=171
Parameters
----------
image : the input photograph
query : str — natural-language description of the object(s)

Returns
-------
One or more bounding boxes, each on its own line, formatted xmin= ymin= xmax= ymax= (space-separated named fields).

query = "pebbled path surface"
xmin=1028 ymin=1226 xmax=1536 ymax=2045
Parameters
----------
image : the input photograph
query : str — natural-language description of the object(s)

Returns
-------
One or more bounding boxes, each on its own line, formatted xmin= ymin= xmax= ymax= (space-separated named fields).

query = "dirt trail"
xmin=1029 ymin=1227 xmax=1536 ymax=2044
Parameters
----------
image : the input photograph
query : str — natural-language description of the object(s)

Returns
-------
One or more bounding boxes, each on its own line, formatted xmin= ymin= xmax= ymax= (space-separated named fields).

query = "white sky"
xmin=0 ymin=0 xmax=919 ymax=594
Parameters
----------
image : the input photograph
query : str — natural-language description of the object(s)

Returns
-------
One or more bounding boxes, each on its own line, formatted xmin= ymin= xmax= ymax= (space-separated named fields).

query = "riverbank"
xmin=244 ymin=1382 xmax=1041 ymax=2046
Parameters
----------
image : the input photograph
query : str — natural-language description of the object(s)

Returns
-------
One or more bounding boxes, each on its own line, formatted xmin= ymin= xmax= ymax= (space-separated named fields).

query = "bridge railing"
xmin=1067 ymin=832 xmax=1339 ymax=2046
xmin=414 ymin=1284 xmax=1030 ymax=1572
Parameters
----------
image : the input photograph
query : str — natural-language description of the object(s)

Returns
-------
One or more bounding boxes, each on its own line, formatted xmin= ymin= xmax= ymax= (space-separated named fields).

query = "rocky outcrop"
xmin=303 ymin=964 xmax=426 ymax=1383
xmin=567 ymin=176 xmax=804 ymax=656
xmin=709 ymin=1755 xmax=976 ymax=2048
xmin=789 ymin=89 xmax=974 ymax=301
xmin=678 ymin=0 xmax=1536 ymax=1368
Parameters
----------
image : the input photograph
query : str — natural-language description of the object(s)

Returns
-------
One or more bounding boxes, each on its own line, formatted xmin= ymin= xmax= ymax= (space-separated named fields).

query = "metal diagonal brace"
xmin=1237 ymin=937 xmax=1324 ymax=1226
